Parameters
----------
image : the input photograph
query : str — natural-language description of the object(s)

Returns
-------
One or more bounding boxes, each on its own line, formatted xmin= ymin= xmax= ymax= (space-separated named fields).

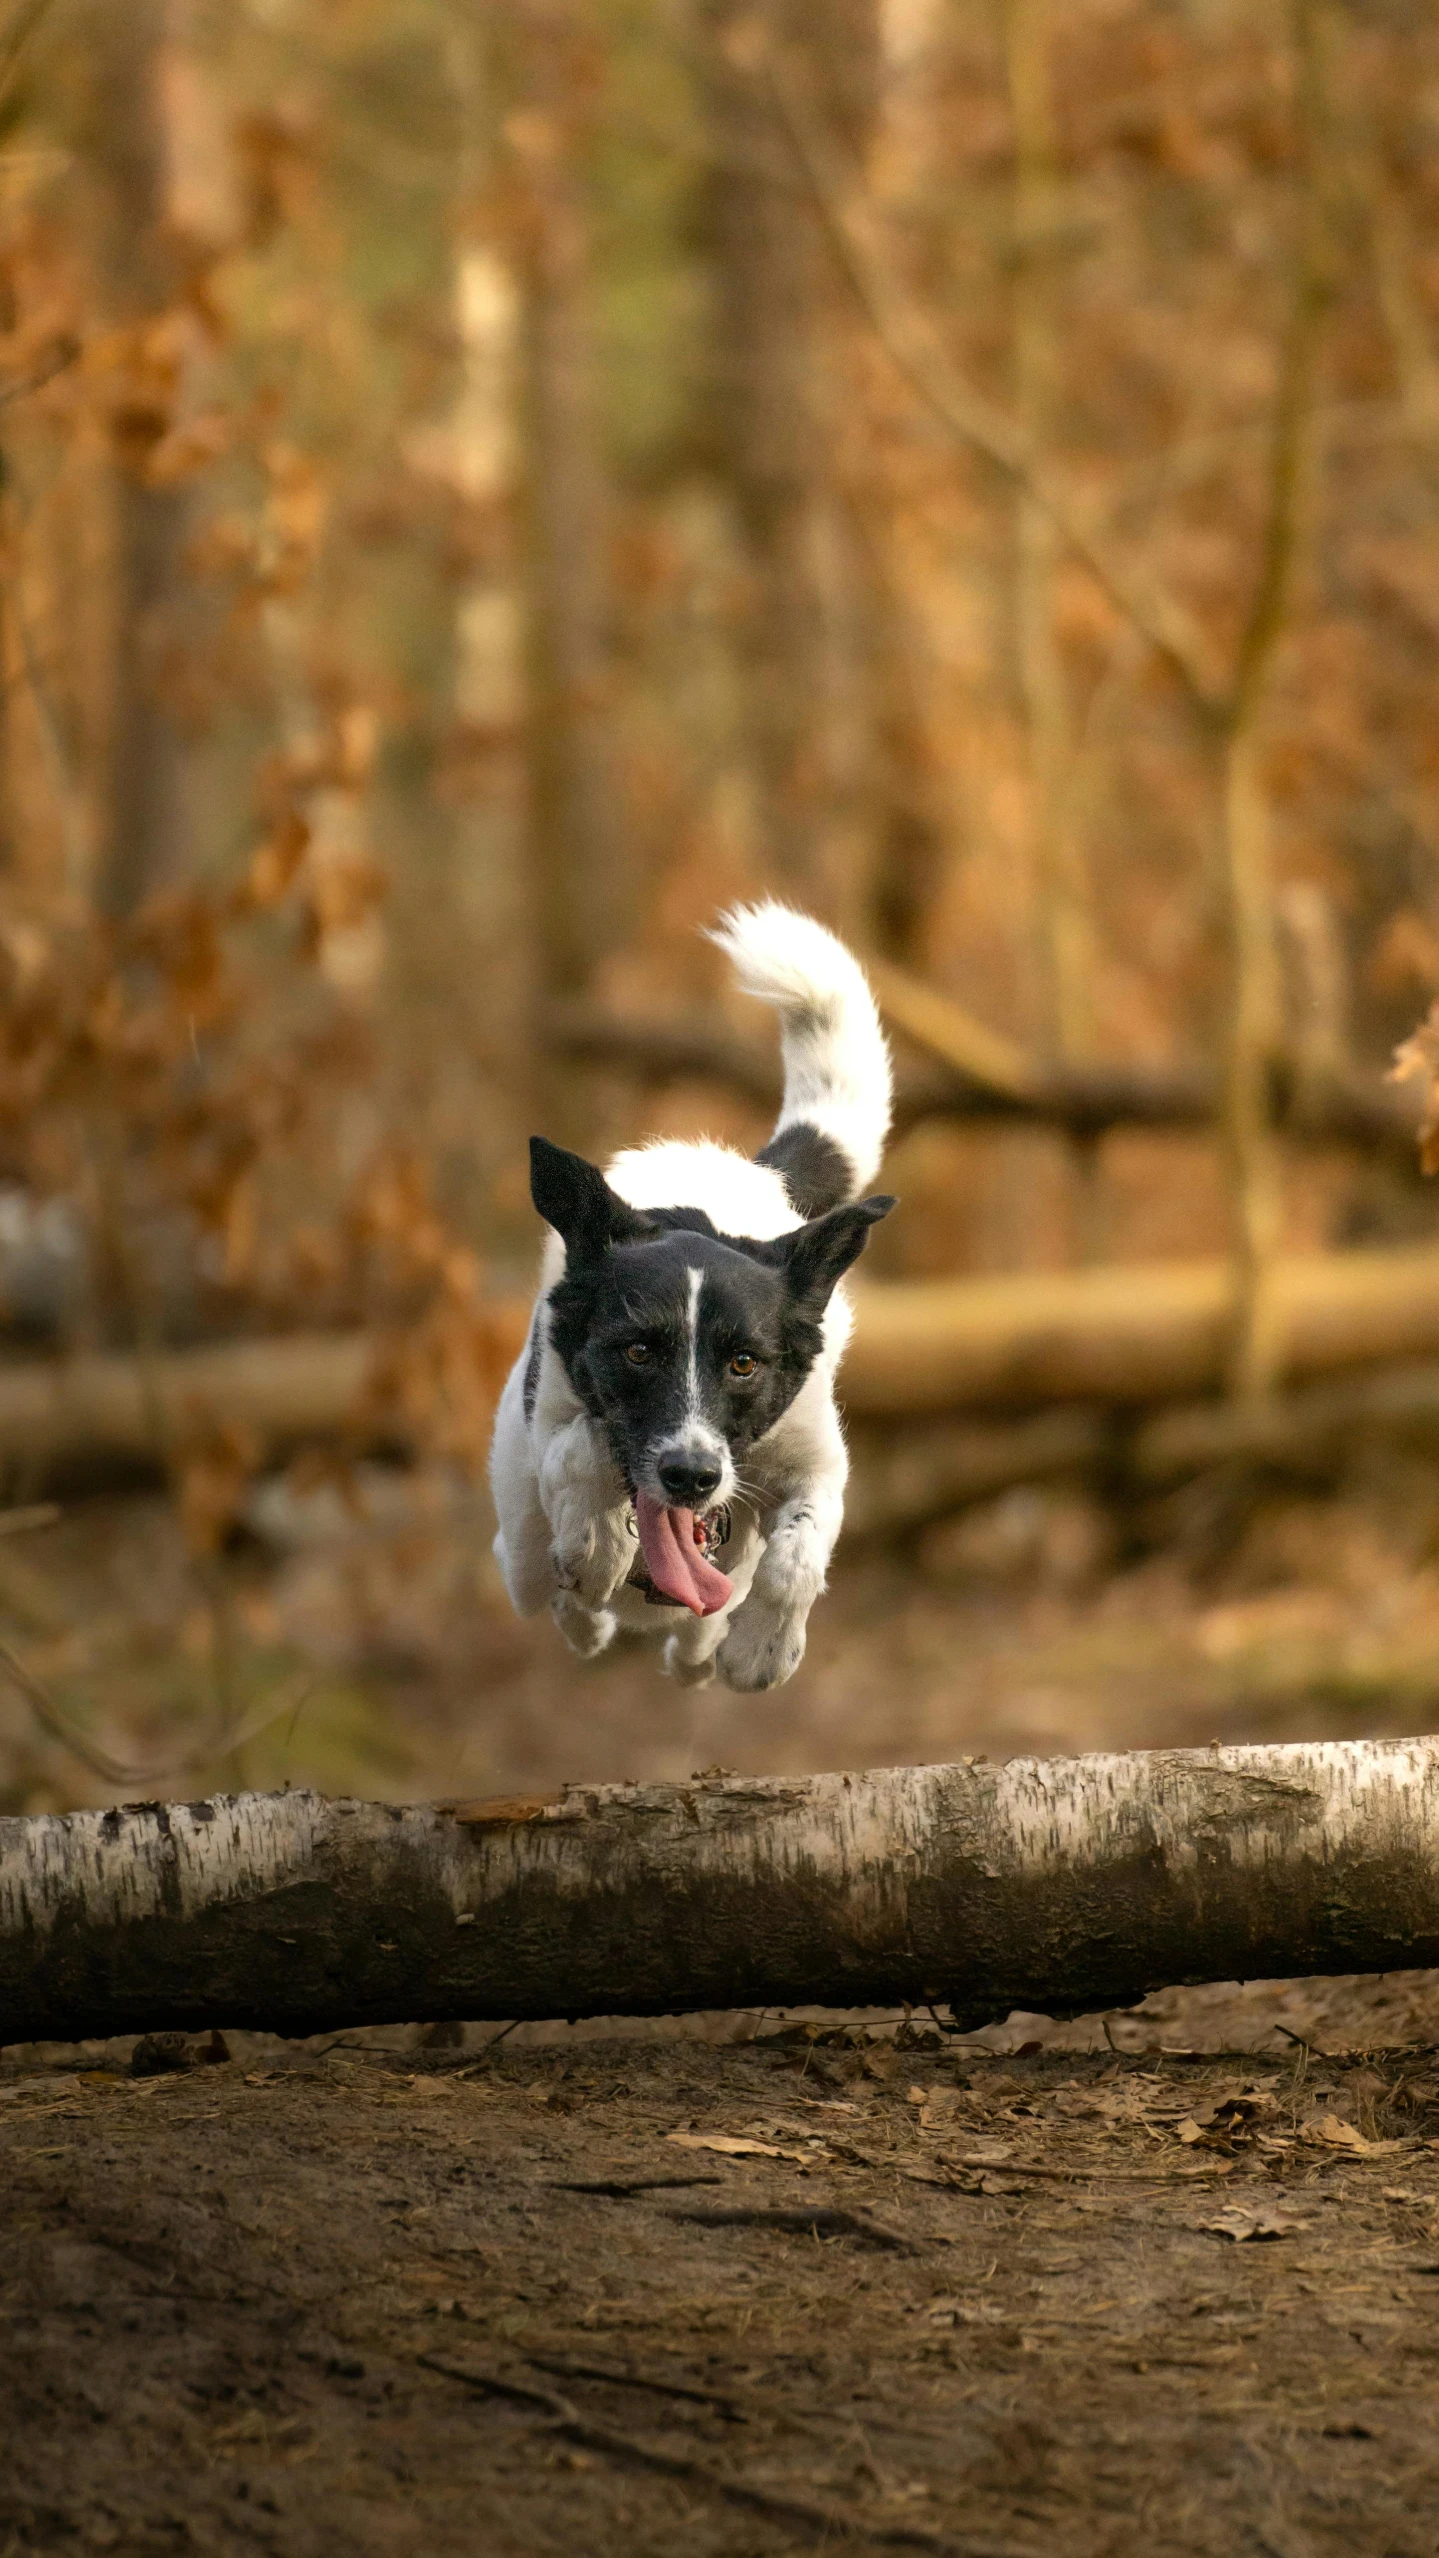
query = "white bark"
xmin=5 ymin=1739 xmax=1439 ymax=2043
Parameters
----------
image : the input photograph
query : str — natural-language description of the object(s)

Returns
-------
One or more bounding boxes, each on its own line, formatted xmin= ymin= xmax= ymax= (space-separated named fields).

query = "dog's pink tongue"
xmin=634 ymin=1492 xmax=733 ymax=1618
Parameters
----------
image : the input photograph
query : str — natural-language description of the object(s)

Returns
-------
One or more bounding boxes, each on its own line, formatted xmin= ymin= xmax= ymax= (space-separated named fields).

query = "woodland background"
xmin=4 ymin=0 xmax=1439 ymax=1816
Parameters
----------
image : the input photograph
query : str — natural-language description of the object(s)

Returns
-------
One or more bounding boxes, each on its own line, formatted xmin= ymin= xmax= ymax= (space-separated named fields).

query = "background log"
xmin=844 ymin=1362 xmax=1439 ymax=1536
xmin=4 ymin=1246 xmax=1439 ymax=1495
xmin=7 ymin=1743 xmax=1439 ymax=2043
xmin=0 ymin=1334 xmax=375 ymax=1483
xmin=843 ymin=1241 xmax=1439 ymax=1415
xmin=545 ymin=1000 xmax=1422 ymax=1156
xmin=843 ymin=1409 xmax=1109 ymax=1537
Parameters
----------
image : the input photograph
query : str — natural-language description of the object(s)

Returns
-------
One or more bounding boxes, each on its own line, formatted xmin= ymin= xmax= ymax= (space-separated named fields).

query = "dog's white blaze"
xmin=684 ymin=1265 xmax=702 ymax=1424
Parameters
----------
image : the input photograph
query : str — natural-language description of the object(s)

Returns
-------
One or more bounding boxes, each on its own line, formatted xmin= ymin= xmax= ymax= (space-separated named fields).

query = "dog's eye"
xmin=729 ymin=1352 xmax=759 ymax=1378
xmin=624 ymin=1342 xmax=651 ymax=1366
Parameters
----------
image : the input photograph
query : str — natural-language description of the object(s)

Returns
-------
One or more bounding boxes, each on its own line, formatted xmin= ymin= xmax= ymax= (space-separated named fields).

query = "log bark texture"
xmin=6 ymin=1743 xmax=1439 ymax=2043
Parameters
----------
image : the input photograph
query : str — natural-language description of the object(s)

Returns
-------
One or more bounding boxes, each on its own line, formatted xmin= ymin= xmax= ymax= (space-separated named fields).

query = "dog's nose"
xmin=657 ymin=1453 xmax=723 ymax=1506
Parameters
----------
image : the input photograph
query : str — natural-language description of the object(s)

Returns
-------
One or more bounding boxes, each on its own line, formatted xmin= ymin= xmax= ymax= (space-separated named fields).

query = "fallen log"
xmin=843 ymin=1239 xmax=1439 ymax=1415
xmin=844 ymin=1409 xmax=1110 ymax=1537
xmin=4 ymin=1243 xmax=1439 ymax=1489
xmin=0 ymin=1314 xmax=522 ymax=1487
xmin=546 ymin=999 xmax=1422 ymax=1156
xmin=844 ymin=1362 xmax=1439 ymax=1535
xmin=0 ymin=1332 xmax=375 ymax=1482
xmin=6 ymin=1742 xmax=1439 ymax=2043
xmin=1131 ymin=1358 xmax=1439 ymax=1487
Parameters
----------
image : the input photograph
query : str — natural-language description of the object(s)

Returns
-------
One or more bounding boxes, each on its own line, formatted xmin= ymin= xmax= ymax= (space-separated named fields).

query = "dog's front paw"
xmin=551 ymin=1590 xmax=618 ymax=1660
xmin=549 ymin=1515 xmax=630 ymax=1610
xmin=716 ymin=1607 xmax=807 ymax=1693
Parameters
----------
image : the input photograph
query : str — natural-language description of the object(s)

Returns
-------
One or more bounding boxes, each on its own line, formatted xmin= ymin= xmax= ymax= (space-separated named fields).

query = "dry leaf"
xmin=666 ymin=2132 xmax=810 ymax=2164
xmin=1202 ymin=2207 xmax=1303 ymax=2243
xmin=1390 ymin=999 xmax=1439 ymax=1173
xmin=1308 ymin=2113 xmax=1404 ymax=2157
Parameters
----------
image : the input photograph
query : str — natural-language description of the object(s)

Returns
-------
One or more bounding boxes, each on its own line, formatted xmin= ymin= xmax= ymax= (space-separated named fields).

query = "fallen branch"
xmin=0 ymin=1331 xmax=372 ymax=1480
xmin=1131 ymin=1358 xmax=1439 ymax=1486
xmin=664 ymin=2203 xmax=915 ymax=2249
xmin=843 ymin=1240 xmax=1439 ymax=1414
xmin=545 ymin=999 xmax=1420 ymax=1155
xmin=2 ymin=1250 xmax=1439 ymax=1499
xmin=845 ymin=1361 xmax=1439 ymax=1534
xmin=844 ymin=1410 xmax=1109 ymax=1536
xmin=8 ymin=1741 xmax=1439 ymax=2042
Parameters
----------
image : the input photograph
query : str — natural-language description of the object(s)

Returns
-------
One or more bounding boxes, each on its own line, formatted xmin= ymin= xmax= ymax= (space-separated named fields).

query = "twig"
xmin=943 ymin=2155 xmax=1086 ymax=2183
xmin=549 ymin=2171 xmax=726 ymax=2197
xmin=523 ymin=2352 xmax=750 ymax=2422
xmin=0 ymin=1633 xmax=150 ymax=1786
xmin=663 ymin=2202 xmax=918 ymax=2251
xmin=0 ymin=336 xmax=79 ymax=414
xmin=416 ymin=2354 xmax=1024 ymax=2556
xmin=0 ymin=1632 xmax=318 ymax=1790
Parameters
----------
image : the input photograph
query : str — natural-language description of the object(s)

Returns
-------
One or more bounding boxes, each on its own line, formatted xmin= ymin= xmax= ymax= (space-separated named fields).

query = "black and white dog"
xmin=489 ymin=903 xmax=895 ymax=1691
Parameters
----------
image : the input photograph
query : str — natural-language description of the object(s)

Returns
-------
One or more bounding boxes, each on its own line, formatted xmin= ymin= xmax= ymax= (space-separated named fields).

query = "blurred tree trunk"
xmin=434 ymin=20 xmax=532 ymax=1177
xmin=864 ymin=0 xmax=949 ymax=967
xmin=1217 ymin=0 xmax=1331 ymax=1404
xmin=1003 ymin=0 xmax=1093 ymax=1066
xmin=701 ymin=0 xmax=882 ymax=926
xmin=1002 ymin=0 xmax=1104 ymax=1262
xmin=509 ymin=0 xmax=626 ymax=1006
xmin=84 ymin=0 xmax=190 ymax=919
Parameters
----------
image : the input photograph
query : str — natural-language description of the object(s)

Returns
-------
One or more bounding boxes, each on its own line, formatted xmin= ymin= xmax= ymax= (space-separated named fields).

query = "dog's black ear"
xmin=530 ymin=1137 xmax=652 ymax=1263
xmin=780 ymin=1193 xmax=897 ymax=1309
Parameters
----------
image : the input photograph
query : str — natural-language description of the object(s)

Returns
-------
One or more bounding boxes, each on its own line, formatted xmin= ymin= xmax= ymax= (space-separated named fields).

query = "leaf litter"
xmin=6 ymin=2029 xmax=1439 ymax=2553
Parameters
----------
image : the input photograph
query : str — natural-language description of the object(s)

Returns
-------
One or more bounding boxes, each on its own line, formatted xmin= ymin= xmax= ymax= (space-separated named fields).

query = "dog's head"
xmin=530 ymin=1136 xmax=895 ymax=1522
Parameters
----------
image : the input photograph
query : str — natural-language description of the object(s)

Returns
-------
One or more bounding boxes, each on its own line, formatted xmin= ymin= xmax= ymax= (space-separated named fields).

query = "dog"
xmin=489 ymin=902 xmax=895 ymax=1691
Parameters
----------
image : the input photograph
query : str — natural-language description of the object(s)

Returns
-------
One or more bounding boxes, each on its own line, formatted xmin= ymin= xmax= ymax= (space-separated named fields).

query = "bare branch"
xmin=760 ymin=37 xmax=1229 ymax=722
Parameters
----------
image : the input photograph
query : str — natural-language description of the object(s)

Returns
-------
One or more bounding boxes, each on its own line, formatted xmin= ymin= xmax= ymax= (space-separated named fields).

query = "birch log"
xmin=6 ymin=1742 xmax=1439 ymax=2045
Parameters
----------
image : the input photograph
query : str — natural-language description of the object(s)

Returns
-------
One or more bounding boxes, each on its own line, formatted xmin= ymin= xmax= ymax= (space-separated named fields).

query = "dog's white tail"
xmin=708 ymin=902 xmax=892 ymax=1214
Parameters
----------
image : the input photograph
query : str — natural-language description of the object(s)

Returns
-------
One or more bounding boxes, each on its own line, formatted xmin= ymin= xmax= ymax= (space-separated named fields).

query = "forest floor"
xmin=9 ymin=1459 xmax=1439 ymax=2548
xmin=7 ymin=2016 xmax=1439 ymax=2557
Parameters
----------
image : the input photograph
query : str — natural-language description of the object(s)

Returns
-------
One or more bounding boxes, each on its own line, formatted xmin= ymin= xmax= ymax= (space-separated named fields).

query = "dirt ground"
xmin=7 ymin=2006 xmax=1439 ymax=2558
xmin=10 ymin=1465 xmax=1439 ymax=2551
